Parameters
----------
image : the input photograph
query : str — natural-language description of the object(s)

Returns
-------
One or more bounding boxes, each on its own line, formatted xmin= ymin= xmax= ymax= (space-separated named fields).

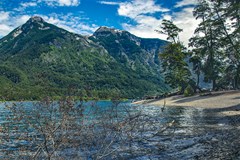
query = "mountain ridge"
xmin=0 ymin=16 xmax=169 ymax=100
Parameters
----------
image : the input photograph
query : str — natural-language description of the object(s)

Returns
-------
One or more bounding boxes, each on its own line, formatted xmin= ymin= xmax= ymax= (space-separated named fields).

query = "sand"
xmin=134 ymin=90 xmax=240 ymax=108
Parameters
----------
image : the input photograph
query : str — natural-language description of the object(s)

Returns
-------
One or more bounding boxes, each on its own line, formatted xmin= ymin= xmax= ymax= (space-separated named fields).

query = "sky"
xmin=0 ymin=0 xmax=200 ymax=45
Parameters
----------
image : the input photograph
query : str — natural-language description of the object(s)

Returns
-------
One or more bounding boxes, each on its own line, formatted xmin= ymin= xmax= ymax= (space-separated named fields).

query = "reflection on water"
xmin=135 ymin=104 xmax=240 ymax=159
xmin=0 ymin=101 xmax=239 ymax=159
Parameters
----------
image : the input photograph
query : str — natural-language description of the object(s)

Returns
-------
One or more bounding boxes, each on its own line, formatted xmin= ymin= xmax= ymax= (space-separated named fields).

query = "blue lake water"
xmin=0 ymin=101 xmax=239 ymax=159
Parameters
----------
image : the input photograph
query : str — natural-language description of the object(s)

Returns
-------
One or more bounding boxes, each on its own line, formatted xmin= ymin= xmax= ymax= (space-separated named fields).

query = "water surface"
xmin=0 ymin=101 xmax=239 ymax=159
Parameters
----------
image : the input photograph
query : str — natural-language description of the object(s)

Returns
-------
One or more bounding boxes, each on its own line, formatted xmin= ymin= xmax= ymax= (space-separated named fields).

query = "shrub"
xmin=184 ymin=85 xmax=194 ymax=97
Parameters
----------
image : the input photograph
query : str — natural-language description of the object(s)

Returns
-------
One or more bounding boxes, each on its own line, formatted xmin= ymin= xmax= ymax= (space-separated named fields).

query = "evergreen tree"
xmin=156 ymin=20 xmax=191 ymax=93
xmin=212 ymin=0 xmax=240 ymax=88
xmin=189 ymin=0 xmax=225 ymax=90
xmin=190 ymin=0 xmax=239 ymax=89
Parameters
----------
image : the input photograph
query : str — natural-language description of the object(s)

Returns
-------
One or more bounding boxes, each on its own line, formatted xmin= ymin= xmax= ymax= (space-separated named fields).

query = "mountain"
xmin=90 ymin=26 xmax=167 ymax=74
xmin=0 ymin=16 xmax=169 ymax=100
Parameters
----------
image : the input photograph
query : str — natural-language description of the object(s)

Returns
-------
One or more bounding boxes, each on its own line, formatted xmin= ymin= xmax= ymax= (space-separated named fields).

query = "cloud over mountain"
xmin=0 ymin=0 xmax=200 ymax=45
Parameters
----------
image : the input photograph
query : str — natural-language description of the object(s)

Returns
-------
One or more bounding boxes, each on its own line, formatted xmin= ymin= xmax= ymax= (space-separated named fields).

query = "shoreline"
xmin=133 ymin=90 xmax=240 ymax=109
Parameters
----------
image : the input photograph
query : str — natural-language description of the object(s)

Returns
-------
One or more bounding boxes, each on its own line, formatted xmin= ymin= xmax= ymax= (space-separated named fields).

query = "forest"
xmin=158 ymin=0 xmax=239 ymax=96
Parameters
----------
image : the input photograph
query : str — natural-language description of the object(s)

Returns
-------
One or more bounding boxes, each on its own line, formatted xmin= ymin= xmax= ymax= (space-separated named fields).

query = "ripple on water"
xmin=0 ymin=102 xmax=239 ymax=159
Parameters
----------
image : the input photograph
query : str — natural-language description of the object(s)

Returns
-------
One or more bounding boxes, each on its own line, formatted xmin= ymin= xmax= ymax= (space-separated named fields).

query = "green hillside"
xmin=0 ymin=16 xmax=169 ymax=100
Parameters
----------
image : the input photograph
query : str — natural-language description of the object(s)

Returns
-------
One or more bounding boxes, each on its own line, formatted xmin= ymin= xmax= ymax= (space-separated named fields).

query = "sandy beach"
xmin=134 ymin=90 xmax=239 ymax=108
xmin=133 ymin=90 xmax=240 ymax=115
xmin=149 ymin=90 xmax=239 ymax=107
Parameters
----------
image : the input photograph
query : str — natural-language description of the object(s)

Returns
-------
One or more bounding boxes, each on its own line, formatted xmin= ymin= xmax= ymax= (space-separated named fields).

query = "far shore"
xmin=133 ymin=90 xmax=240 ymax=109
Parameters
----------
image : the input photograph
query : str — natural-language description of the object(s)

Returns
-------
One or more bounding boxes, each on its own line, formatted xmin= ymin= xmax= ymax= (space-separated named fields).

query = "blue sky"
xmin=0 ymin=0 xmax=199 ymax=45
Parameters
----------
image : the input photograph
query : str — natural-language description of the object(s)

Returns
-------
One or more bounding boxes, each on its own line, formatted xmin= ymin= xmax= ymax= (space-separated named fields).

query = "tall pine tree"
xmin=156 ymin=20 xmax=191 ymax=93
xmin=189 ymin=0 xmax=225 ymax=90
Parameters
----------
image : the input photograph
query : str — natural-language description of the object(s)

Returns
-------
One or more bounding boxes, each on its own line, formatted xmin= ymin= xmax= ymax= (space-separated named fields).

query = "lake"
xmin=0 ymin=101 xmax=239 ymax=159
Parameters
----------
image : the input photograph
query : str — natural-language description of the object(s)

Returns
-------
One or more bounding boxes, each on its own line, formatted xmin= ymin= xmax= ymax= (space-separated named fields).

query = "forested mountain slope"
xmin=0 ymin=16 xmax=169 ymax=100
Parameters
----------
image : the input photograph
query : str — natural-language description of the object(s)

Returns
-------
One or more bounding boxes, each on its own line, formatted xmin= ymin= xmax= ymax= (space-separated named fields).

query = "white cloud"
xmin=0 ymin=11 xmax=10 ymax=22
xmin=77 ymin=24 xmax=98 ymax=32
xmin=174 ymin=0 xmax=197 ymax=8
xmin=172 ymin=7 xmax=200 ymax=46
xmin=162 ymin=14 xmax=172 ymax=21
xmin=42 ymin=16 xmax=76 ymax=33
xmin=0 ymin=10 xmax=98 ymax=37
xmin=122 ymin=23 xmax=167 ymax=40
xmin=118 ymin=0 xmax=169 ymax=19
xmin=21 ymin=2 xmax=38 ymax=8
xmin=98 ymin=1 xmax=119 ymax=5
xmin=59 ymin=0 xmax=79 ymax=6
xmin=112 ymin=0 xmax=169 ymax=41
xmin=36 ymin=14 xmax=98 ymax=35
xmin=44 ymin=0 xmax=80 ymax=7
xmin=117 ymin=1 xmax=199 ymax=46
xmin=16 ymin=15 xmax=31 ymax=25
xmin=0 ymin=14 xmax=31 ymax=37
xmin=99 ymin=0 xmax=199 ymax=45
xmin=0 ymin=24 xmax=13 ymax=36
xmin=13 ymin=2 xmax=38 ymax=12
xmin=121 ymin=15 xmax=168 ymax=40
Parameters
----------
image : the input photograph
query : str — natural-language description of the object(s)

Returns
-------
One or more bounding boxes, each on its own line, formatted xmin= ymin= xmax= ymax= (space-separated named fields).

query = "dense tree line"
xmin=158 ymin=0 xmax=239 ymax=93
xmin=190 ymin=0 xmax=239 ymax=90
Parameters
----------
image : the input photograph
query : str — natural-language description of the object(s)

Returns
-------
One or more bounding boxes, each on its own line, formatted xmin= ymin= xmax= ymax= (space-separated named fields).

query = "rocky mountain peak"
xmin=94 ymin=26 xmax=124 ymax=35
xmin=19 ymin=16 xmax=52 ymax=33
xmin=29 ymin=16 xmax=45 ymax=23
xmin=23 ymin=16 xmax=48 ymax=29
xmin=8 ymin=16 xmax=46 ymax=39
